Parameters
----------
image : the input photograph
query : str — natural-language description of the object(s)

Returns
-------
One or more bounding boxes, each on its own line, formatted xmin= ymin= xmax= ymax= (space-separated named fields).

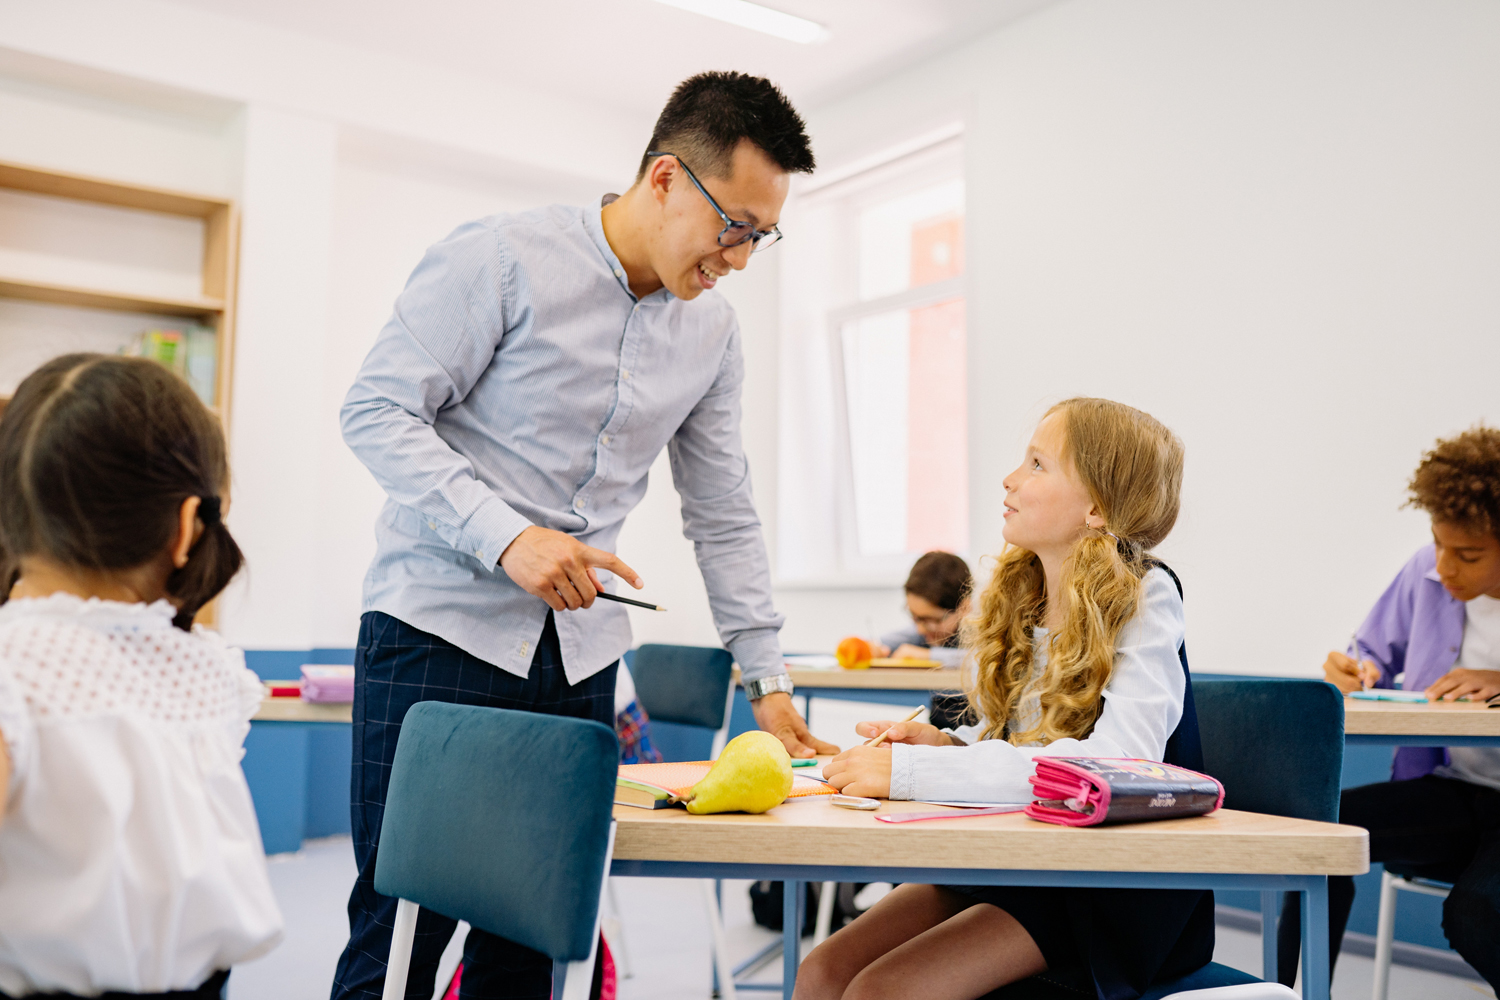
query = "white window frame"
xmin=776 ymin=128 xmax=967 ymax=588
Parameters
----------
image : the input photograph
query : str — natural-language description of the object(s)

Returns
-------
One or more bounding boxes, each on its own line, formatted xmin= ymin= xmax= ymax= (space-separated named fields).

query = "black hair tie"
xmin=199 ymin=495 xmax=222 ymax=527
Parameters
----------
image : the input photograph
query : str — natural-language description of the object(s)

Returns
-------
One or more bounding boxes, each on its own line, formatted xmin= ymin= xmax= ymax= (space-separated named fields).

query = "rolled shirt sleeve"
xmin=889 ymin=568 xmax=1187 ymax=802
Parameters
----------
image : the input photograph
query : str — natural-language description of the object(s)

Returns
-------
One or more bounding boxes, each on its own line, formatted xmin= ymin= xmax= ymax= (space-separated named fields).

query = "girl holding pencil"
xmin=803 ymin=398 xmax=1209 ymax=1000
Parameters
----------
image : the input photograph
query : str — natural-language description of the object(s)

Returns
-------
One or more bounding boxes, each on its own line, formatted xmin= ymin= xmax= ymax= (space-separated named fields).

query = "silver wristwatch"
xmin=744 ymin=673 xmax=795 ymax=701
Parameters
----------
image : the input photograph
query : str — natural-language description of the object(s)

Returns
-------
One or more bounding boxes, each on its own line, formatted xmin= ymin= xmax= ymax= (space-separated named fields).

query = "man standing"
xmin=333 ymin=72 xmax=838 ymax=999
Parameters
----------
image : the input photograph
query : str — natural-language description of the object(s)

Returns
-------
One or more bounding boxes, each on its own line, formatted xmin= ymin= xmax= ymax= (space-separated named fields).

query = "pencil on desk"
xmin=595 ymin=591 xmax=667 ymax=612
xmin=865 ymin=707 xmax=924 ymax=748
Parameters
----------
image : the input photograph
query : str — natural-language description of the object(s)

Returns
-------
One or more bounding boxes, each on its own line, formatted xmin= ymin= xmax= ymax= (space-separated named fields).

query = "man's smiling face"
xmin=648 ymin=139 xmax=789 ymax=301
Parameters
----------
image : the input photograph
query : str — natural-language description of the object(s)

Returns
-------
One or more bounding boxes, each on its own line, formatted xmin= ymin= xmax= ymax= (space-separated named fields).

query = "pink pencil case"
xmin=1025 ymin=757 xmax=1224 ymax=827
xmin=300 ymin=665 xmax=355 ymax=703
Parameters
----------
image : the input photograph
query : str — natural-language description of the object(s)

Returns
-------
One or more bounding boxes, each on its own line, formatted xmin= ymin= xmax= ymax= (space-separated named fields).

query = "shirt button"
xmin=621 ymin=370 xmax=631 ymax=380
xmin=428 ymin=520 xmax=437 ymax=530
xmin=575 ymin=498 xmax=586 ymax=509
xmin=520 ymin=641 xmax=529 ymax=656
xmin=601 ymin=435 xmax=611 ymax=445
xmin=613 ymin=268 xmax=623 ymax=278
xmin=476 ymin=549 xmax=484 ymax=559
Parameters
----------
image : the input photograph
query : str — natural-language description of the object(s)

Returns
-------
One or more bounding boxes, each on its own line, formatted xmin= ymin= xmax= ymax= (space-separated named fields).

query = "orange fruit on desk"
xmin=836 ymin=636 xmax=873 ymax=670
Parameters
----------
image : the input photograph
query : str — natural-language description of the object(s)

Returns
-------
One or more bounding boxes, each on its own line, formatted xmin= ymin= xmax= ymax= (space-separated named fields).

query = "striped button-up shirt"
xmin=341 ymin=199 xmax=786 ymax=686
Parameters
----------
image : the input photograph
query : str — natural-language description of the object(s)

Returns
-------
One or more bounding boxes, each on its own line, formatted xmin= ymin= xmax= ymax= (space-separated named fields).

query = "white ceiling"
xmin=161 ymin=0 xmax=1058 ymax=117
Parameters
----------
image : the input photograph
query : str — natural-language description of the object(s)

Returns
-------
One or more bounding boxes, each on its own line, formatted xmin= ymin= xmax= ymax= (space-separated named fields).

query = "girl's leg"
xmin=793 ymin=884 xmax=972 ymax=1000
xmin=842 ymin=900 xmax=1046 ymax=1000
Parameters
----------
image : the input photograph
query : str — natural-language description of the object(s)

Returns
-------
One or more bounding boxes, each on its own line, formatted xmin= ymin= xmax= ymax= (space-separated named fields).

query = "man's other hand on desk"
xmin=751 ymin=691 xmax=840 ymax=759
xmin=824 ymin=720 xmax=958 ymax=798
xmin=499 ymin=525 xmax=643 ymax=611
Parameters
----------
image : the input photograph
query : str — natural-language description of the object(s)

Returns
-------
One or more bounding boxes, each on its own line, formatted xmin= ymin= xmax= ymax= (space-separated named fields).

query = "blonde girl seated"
xmin=807 ymin=398 xmax=1210 ymax=1000
xmin=0 ymin=355 xmax=282 ymax=998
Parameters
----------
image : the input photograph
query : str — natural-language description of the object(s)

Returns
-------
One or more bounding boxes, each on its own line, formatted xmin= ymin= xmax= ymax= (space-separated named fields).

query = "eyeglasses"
xmin=647 ymin=151 xmax=783 ymax=252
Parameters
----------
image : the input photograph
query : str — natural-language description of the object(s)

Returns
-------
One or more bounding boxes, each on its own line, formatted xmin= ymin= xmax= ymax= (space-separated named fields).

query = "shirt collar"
xmin=586 ymin=195 xmax=676 ymax=304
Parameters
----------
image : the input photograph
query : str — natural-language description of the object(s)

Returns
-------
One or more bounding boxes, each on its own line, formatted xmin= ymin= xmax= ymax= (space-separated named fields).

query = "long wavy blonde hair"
xmin=963 ymin=398 xmax=1184 ymax=745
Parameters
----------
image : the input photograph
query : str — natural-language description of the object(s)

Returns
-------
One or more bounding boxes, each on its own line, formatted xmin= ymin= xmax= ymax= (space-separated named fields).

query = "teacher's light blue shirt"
xmin=341 ymin=199 xmax=786 ymax=686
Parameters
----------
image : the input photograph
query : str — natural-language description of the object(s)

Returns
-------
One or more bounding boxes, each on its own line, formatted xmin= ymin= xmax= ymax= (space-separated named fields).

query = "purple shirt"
xmin=1355 ymin=544 xmax=1466 ymax=780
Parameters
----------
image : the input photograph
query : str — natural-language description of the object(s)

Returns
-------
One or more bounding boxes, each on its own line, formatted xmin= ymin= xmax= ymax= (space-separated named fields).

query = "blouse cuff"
xmin=889 ymin=743 xmax=918 ymax=800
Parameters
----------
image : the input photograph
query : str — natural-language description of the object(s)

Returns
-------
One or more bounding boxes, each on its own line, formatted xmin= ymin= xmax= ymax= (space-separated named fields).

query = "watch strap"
xmin=745 ymin=674 xmax=795 ymax=700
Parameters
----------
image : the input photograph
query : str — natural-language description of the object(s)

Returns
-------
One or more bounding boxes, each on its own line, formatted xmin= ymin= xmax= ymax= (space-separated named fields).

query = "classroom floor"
xmin=230 ymin=836 xmax=1494 ymax=1000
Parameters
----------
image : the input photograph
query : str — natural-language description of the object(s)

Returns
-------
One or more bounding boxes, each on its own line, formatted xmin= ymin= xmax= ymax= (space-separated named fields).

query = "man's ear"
xmin=646 ymin=155 xmax=677 ymax=206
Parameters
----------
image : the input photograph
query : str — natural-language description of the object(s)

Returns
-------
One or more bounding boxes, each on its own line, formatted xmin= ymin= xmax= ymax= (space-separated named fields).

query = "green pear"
xmin=685 ymin=731 xmax=794 ymax=814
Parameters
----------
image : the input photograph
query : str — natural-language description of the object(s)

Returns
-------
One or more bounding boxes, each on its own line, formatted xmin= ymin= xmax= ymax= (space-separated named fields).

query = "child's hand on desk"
xmin=889 ymin=643 xmax=931 ymax=660
xmin=1425 ymin=668 xmax=1500 ymax=702
xmin=823 ymin=747 xmax=893 ymax=797
xmin=823 ymin=720 xmax=957 ymax=797
xmin=1323 ymin=650 xmax=1379 ymax=693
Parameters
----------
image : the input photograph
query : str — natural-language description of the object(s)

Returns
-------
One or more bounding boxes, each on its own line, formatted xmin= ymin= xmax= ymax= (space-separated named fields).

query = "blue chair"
xmin=628 ymin=643 xmax=737 ymax=760
xmin=1140 ymin=678 xmax=1346 ymax=998
xmin=373 ymin=702 xmax=619 ymax=1000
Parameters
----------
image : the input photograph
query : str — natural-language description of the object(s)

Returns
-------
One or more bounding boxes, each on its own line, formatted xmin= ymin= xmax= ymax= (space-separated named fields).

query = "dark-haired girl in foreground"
xmin=1280 ymin=425 xmax=1500 ymax=992
xmin=0 ymin=355 xmax=282 ymax=998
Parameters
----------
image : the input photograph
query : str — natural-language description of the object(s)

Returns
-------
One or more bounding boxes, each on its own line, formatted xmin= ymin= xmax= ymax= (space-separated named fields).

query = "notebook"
xmin=616 ymin=761 xmax=837 ymax=810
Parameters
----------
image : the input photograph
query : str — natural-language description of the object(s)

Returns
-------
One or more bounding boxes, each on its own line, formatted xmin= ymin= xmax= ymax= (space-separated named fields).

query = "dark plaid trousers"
xmin=330 ymin=611 xmax=617 ymax=1000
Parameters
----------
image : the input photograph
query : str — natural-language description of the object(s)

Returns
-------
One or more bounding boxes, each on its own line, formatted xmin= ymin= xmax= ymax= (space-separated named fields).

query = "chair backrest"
xmin=628 ymin=643 xmax=734 ymax=730
xmin=1193 ymin=679 xmax=1344 ymax=823
xmin=373 ymin=702 xmax=619 ymax=962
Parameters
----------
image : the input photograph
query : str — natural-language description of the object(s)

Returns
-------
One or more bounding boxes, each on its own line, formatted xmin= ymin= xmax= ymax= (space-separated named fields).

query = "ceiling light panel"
xmin=648 ymin=0 xmax=829 ymax=44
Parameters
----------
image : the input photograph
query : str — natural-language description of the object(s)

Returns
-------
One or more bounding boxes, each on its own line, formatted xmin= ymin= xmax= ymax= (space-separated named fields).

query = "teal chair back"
xmin=629 ymin=643 xmax=734 ymax=730
xmin=1193 ymin=679 xmax=1345 ymax=823
xmin=373 ymin=702 xmax=619 ymax=962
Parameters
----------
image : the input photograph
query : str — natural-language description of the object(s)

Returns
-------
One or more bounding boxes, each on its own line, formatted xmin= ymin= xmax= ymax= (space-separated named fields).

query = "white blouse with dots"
xmin=0 ymin=594 xmax=283 ymax=996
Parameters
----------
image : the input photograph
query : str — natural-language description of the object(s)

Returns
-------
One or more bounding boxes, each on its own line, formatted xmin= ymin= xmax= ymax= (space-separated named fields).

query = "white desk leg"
xmin=783 ymin=880 xmax=801 ymax=1000
xmin=1261 ymin=890 xmax=1279 ymax=982
xmin=813 ymin=881 xmax=837 ymax=946
xmin=1301 ymin=878 xmax=1331 ymax=1000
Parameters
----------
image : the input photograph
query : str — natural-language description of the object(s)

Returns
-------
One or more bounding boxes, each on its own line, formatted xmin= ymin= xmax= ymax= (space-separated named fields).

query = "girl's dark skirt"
xmin=938 ymin=884 xmax=1215 ymax=1000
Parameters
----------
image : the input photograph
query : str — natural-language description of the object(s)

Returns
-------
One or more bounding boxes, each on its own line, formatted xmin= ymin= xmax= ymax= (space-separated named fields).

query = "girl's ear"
xmin=172 ymin=497 xmax=204 ymax=569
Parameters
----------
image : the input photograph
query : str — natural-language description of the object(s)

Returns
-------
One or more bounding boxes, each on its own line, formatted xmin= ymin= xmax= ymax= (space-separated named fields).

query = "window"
xmin=778 ymin=133 xmax=967 ymax=582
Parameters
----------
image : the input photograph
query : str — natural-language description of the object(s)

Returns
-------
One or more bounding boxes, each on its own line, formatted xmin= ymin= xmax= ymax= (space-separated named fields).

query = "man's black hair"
xmin=637 ymin=71 xmax=815 ymax=181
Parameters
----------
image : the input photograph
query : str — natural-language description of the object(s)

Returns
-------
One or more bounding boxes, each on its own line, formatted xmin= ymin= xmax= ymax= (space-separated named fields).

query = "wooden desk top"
xmin=734 ymin=665 xmax=963 ymax=692
xmin=1343 ymin=697 xmax=1500 ymax=737
xmin=255 ymin=683 xmax=353 ymax=723
xmin=613 ymin=800 xmax=1368 ymax=876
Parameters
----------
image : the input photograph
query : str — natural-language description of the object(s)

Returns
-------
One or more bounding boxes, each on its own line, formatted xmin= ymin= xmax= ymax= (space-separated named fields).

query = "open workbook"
xmin=616 ymin=761 xmax=837 ymax=809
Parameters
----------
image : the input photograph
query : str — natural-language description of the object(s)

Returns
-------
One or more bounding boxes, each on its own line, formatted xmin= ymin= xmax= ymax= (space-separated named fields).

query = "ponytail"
xmin=166 ymin=497 xmax=243 ymax=630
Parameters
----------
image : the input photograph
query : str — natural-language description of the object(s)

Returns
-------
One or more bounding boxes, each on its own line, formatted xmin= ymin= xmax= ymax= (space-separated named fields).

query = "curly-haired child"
xmin=805 ymin=398 xmax=1210 ymax=1000
xmin=1279 ymin=424 xmax=1500 ymax=992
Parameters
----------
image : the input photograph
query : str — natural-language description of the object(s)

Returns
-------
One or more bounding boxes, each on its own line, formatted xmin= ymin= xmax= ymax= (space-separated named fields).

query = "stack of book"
xmin=123 ymin=325 xmax=217 ymax=406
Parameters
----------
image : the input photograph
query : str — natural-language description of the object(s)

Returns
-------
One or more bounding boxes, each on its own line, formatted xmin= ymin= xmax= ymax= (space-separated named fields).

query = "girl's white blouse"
xmin=0 ymin=595 xmax=284 ymax=996
xmin=889 ymin=567 xmax=1188 ymax=803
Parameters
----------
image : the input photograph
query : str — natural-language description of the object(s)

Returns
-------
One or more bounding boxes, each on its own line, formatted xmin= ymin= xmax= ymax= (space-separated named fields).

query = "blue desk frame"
xmin=610 ymin=861 xmax=1334 ymax=1000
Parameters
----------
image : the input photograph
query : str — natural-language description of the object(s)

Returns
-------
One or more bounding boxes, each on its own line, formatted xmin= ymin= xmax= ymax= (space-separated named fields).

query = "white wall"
xmin=804 ymin=0 xmax=1500 ymax=675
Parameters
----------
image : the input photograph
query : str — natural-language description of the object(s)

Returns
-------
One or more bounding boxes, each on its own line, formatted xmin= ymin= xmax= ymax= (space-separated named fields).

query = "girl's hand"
xmin=1322 ymin=651 xmax=1379 ymax=693
xmin=890 ymin=643 xmax=932 ymax=660
xmin=1425 ymin=668 xmax=1500 ymax=703
xmin=870 ymin=642 xmax=892 ymax=658
xmin=823 ymin=746 xmax=893 ymax=798
xmin=852 ymin=719 xmax=953 ymax=746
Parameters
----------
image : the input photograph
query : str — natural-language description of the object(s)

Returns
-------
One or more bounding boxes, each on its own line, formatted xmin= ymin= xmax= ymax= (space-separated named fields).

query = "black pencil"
xmin=595 ymin=591 xmax=667 ymax=612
